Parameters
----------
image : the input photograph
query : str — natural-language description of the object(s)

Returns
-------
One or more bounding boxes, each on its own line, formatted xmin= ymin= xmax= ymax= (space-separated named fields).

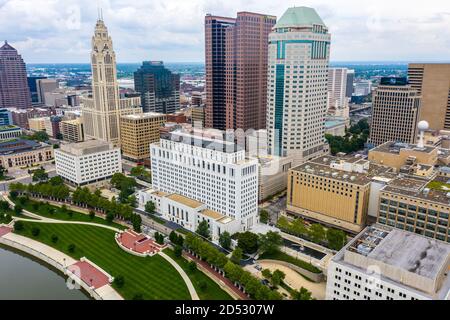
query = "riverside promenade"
xmin=0 ymin=224 xmax=123 ymax=300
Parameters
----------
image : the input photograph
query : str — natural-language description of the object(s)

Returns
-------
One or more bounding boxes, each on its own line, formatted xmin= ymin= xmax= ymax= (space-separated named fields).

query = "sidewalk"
xmin=159 ymin=251 xmax=199 ymax=301
xmin=0 ymin=228 xmax=122 ymax=300
xmin=184 ymin=252 xmax=249 ymax=300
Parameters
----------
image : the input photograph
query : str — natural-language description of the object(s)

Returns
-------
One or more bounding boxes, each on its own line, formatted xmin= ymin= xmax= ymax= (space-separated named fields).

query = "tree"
xmin=111 ymin=173 xmax=137 ymax=201
xmin=0 ymin=200 xmax=9 ymax=211
xmin=106 ymin=213 xmax=114 ymax=223
xmin=89 ymin=210 xmax=96 ymax=220
xmin=49 ymin=176 xmax=64 ymax=186
xmin=231 ymin=247 xmax=243 ymax=264
xmin=326 ymin=228 xmax=347 ymax=250
xmin=259 ymin=231 xmax=283 ymax=255
xmin=51 ymin=234 xmax=59 ymax=243
xmin=219 ymin=231 xmax=232 ymax=250
xmin=14 ymin=221 xmax=24 ymax=232
xmin=270 ymin=269 xmax=285 ymax=288
xmin=261 ymin=269 xmax=272 ymax=280
xmin=31 ymin=227 xmax=40 ymax=237
xmin=155 ymin=232 xmax=165 ymax=245
xmin=259 ymin=209 xmax=269 ymax=224
xmin=188 ymin=261 xmax=197 ymax=272
xmin=32 ymin=168 xmax=48 ymax=182
xmin=14 ymin=204 xmax=23 ymax=216
xmin=113 ymin=275 xmax=125 ymax=288
xmin=196 ymin=220 xmax=210 ymax=239
xmin=145 ymin=201 xmax=156 ymax=215
xmin=308 ymin=224 xmax=326 ymax=243
xmin=68 ymin=244 xmax=76 ymax=253
xmin=292 ymin=287 xmax=313 ymax=300
xmin=198 ymin=280 xmax=208 ymax=292
xmin=0 ymin=166 xmax=6 ymax=180
xmin=174 ymin=245 xmax=183 ymax=258
xmin=237 ymin=231 xmax=259 ymax=254
xmin=132 ymin=293 xmax=144 ymax=300
xmin=130 ymin=166 xmax=145 ymax=177
xmin=131 ymin=214 xmax=142 ymax=233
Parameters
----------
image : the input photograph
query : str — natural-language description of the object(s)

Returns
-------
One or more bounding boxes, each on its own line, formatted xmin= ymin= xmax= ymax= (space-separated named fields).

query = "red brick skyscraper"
xmin=205 ymin=12 xmax=276 ymax=131
xmin=0 ymin=41 xmax=31 ymax=109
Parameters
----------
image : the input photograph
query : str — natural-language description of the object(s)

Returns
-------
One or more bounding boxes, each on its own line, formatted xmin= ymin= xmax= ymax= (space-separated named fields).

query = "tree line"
xmin=184 ymin=233 xmax=283 ymax=300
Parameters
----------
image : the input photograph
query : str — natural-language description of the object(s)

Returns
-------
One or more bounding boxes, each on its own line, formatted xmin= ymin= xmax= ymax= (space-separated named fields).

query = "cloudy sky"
xmin=1 ymin=0 xmax=449 ymax=63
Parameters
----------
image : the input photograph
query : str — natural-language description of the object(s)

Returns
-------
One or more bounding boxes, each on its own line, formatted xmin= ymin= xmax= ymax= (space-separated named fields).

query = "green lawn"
xmin=13 ymin=197 xmax=125 ymax=230
xmin=163 ymin=248 xmax=233 ymax=300
xmin=15 ymin=221 xmax=191 ymax=300
xmin=259 ymin=250 xmax=322 ymax=274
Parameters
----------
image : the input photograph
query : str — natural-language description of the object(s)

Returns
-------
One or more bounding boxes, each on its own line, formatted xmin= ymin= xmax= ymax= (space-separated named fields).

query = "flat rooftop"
xmin=121 ymin=112 xmax=166 ymax=120
xmin=371 ymin=141 xmax=436 ymax=155
xmin=337 ymin=225 xmax=450 ymax=298
xmin=292 ymin=155 xmax=393 ymax=186
xmin=59 ymin=140 xmax=115 ymax=156
xmin=201 ymin=209 xmax=225 ymax=221
xmin=0 ymin=125 xmax=20 ymax=131
xmin=162 ymin=129 xmax=244 ymax=154
xmin=382 ymin=177 xmax=450 ymax=206
xmin=167 ymin=194 xmax=203 ymax=209
xmin=0 ymin=139 xmax=44 ymax=155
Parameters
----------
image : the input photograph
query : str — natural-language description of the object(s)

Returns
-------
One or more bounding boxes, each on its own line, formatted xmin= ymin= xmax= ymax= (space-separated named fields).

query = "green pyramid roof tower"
xmin=275 ymin=6 xmax=326 ymax=28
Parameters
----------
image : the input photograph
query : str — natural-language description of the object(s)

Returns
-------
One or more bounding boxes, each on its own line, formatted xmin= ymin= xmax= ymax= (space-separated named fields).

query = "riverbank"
xmin=0 ymin=245 xmax=89 ymax=300
xmin=0 ymin=225 xmax=123 ymax=300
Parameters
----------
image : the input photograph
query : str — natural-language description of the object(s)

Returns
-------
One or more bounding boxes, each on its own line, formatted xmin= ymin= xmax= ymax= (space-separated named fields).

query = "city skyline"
xmin=1 ymin=0 xmax=449 ymax=63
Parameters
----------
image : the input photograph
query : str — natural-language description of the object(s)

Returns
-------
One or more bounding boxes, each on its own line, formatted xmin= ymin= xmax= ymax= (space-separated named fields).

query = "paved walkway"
xmin=253 ymin=261 xmax=326 ymax=300
xmin=0 ymin=229 xmax=122 ymax=300
xmin=1 ymin=192 xmax=121 ymax=232
xmin=159 ymin=251 xmax=199 ymax=300
xmin=185 ymin=252 xmax=249 ymax=300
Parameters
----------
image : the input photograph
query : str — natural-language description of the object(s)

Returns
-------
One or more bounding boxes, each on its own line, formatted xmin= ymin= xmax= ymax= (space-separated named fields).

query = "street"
xmin=261 ymin=195 xmax=287 ymax=225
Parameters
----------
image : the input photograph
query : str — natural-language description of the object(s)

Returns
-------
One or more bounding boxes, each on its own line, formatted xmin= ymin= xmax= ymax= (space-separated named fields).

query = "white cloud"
xmin=0 ymin=0 xmax=449 ymax=63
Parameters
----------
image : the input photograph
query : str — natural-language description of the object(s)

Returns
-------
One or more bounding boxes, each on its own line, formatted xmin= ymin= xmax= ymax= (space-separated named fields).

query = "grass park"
xmin=15 ymin=221 xmax=191 ymax=300
xmin=163 ymin=248 xmax=232 ymax=300
xmin=11 ymin=197 xmax=126 ymax=230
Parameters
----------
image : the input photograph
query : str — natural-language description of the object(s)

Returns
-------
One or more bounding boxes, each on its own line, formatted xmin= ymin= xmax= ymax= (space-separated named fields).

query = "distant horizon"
xmin=25 ymin=60 xmax=450 ymax=65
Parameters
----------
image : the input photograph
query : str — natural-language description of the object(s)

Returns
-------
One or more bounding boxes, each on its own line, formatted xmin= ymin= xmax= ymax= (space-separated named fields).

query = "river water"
xmin=0 ymin=246 xmax=89 ymax=300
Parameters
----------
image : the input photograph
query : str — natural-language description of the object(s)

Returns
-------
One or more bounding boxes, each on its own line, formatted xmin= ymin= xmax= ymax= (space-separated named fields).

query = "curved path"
xmin=1 ymin=192 xmax=120 ymax=232
xmin=2 ymin=192 xmax=200 ymax=300
xmin=159 ymin=251 xmax=199 ymax=300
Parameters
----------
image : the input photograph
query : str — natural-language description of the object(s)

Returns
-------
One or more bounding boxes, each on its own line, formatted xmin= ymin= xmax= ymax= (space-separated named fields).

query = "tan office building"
xmin=377 ymin=177 xmax=450 ymax=243
xmin=408 ymin=64 xmax=450 ymax=131
xmin=287 ymin=156 xmax=379 ymax=233
xmin=28 ymin=117 xmax=47 ymax=132
xmin=120 ymin=112 xmax=166 ymax=162
xmin=191 ymin=106 xmax=205 ymax=128
xmin=60 ymin=118 xmax=84 ymax=143
xmin=369 ymin=77 xmax=421 ymax=146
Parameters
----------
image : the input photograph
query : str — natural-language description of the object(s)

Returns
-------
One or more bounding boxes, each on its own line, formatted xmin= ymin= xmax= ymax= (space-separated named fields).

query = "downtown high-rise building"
xmin=346 ymin=69 xmax=355 ymax=98
xmin=328 ymin=67 xmax=349 ymax=118
xmin=205 ymin=12 xmax=276 ymax=131
xmin=408 ymin=63 xmax=450 ymax=131
xmin=266 ymin=7 xmax=330 ymax=163
xmin=0 ymin=41 xmax=32 ymax=109
xmin=369 ymin=77 xmax=421 ymax=146
xmin=82 ymin=18 xmax=141 ymax=145
xmin=134 ymin=61 xmax=180 ymax=114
